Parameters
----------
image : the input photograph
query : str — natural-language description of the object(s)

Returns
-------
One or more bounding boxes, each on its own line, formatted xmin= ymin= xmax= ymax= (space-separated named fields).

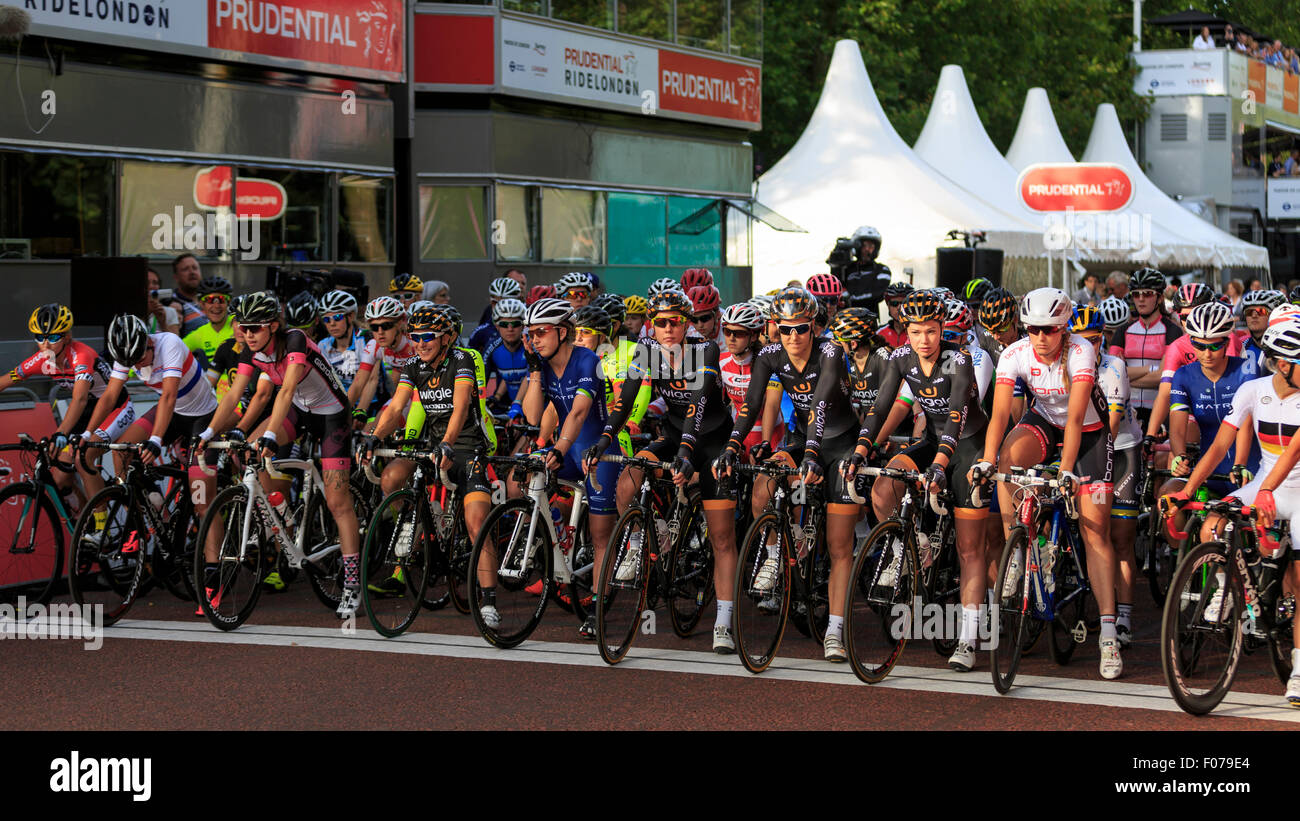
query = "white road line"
xmin=92 ymin=618 xmax=1300 ymax=724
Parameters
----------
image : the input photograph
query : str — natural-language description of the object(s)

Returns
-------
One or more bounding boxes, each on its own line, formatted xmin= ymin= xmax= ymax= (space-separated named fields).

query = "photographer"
xmin=835 ymin=226 xmax=893 ymax=312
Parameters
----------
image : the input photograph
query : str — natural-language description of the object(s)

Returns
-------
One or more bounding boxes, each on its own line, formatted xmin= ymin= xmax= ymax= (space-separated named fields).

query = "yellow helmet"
xmin=623 ymin=295 xmax=648 ymax=317
xmin=29 ymin=303 xmax=74 ymax=336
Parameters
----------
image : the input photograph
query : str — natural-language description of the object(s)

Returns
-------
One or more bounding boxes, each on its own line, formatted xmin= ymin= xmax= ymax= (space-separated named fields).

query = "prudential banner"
xmin=500 ymin=17 xmax=658 ymax=115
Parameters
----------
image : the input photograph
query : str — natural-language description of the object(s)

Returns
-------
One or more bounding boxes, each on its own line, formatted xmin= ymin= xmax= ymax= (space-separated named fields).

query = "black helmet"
xmin=884 ymin=281 xmax=914 ymax=300
xmin=1172 ymin=282 xmax=1214 ymax=312
xmin=285 ymin=292 xmax=318 ymax=329
xmin=771 ymin=286 xmax=818 ymax=322
xmin=1290 ymin=285 xmax=1300 ymax=305
xmin=433 ymin=303 xmax=464 ymax=337
xmin=198 ymin=276 xmax=232 ymax=297
xmin=592 ymin=293 xmax=626 ymax=325
xmin=1130 ymin=267 xmax=1166 ymax=293
xmin=408 ymin=306 xmax=456 ymax=336
xmin=107 ymin=314 xmax=149 ymax=366
xmin=978 ymin=287 xmax=1018 ymax=332
xmin=571 ymin=306 xmax=612 ymax=337
xmin=647 ymin=290 xmax=694 ymax=319
xmin=233 ymin=291 xmax=281 ymax=325
xmin=962 ymin=278 xmax=994 ymax=305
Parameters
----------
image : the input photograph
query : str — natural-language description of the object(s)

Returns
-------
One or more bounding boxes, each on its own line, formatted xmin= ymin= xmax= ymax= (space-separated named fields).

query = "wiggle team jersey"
xmin=1169 ymin=357 xmax=1262 ymax=477
xmin=1095 ymin=352 xmax=1143 ymax=451
xmin=397 ymin=349 xmax=486 ymax=455
xmin=109 ymin=332 xmax=217 ymax=417
xmin=608 ymin=337 xmax=730 ymax=458
xmin=898 ymin=341 xmax=994 ymax=411
xmin=183 ymin=316 xmax=235 ymax=372
xmin=1108 ymin=315 xmax=1182 ymax=411
xmin=844 ymin=344 xmax=893 ymax=424
xmin=402 ymin=345 xmax=497 ymax=456
xmin=996 ymin=334 xmax=1106 ymax=431
xmin=317 ymin=327 xmax=371 ymax=393
xmin=1222 ymin=376 xmax=1300 ymax=491
xmin=859 ymin=341 xmax=986 ymax=458
xmin=236 ymin=329 xmax=349 ymax=415
xmin=11 ymin=339 xmax=114 ymax=399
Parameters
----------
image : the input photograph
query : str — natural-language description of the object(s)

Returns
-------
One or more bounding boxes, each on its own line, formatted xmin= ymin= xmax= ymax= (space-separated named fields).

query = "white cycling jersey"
xmin=1223 ymin=376 xmax=1300 ymax=491
xmin=1096 ymin=352 xmax=1142 ymax=450
xmin=994 ymin=334 xmax=1103 ymax=430
xmin=109 ymin=332 xmax=217 ymax=417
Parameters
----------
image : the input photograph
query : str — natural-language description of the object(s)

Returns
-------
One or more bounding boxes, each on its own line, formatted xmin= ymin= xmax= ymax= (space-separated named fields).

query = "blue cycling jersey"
xmin=484 ymin=336 xmax=528 ymax=403
xmin=317 ymin=327 xmax=370 ymax=392
xmin=540 ymin=346 xmax=608 ymax=449
xmin=1241 ymin=335 xmax=1267 ymax=376
xmin=468 ymin=322 xmax=499 ymax=356
xmin=1169 ymin=356 xmax=1261 ymax=478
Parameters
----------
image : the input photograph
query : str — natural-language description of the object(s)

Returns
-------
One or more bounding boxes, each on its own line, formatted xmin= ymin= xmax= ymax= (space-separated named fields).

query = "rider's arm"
xmin=1182 ymin=420 xmax=1243 ymax=496
xmin=59 ymin=378 xmax=92 ymax=437
xmin=980 ymin=380 xmax=1018 ymax=465
xmin=856 ymin=351 xmax=903 ymax=449
xmin=802 ymin=341 xmax=846 ymax=462
xmin=676 ymin=342 xmax=722 ymax=462
xmin=150 ymin=376 xmax=181 ymax=448
xmin=760 ymin=385 xmax=781 ymax=445
xmin=554 ymin=392 xmax=592 ymax=461
xmin=521 ymin=370 xmax=545 ymax=426
xmin=207 ymin=357 xmax=255 ymax=436
xmin=263 ymin=361 xmax=306 ymax=444
xmin=440 ymin=370 xmax=477 ymax=447
xmin=725 ymin=347 xmax=772 ymax=449
xmin=348 ymin=340 xmax=379 ymax=410
xmin=236 ymin=376 xmax=274 ymax=434
xmin=601 ymin=373 xmax=644 ymax=439
xmin=1055 ymin=340 xmax=1099 ymax=477
xmin=931 ymin=349 xmax=977 ymax=468
xmin=1144 ymin=380 xmax=1173 ymax=437
xmin=83 ymin=375 xmax=125 ymax=435
xmin=1168 ymin=408 xmax=1189 ymax=461
xmin=874 ymin=397 xmax=914 ymax=445
xmin=371 ymin=383 xmax=414 ymax=441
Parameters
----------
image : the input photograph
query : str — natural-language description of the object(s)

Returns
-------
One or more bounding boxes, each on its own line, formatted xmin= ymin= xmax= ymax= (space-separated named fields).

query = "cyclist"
xmin=975 ymin=287 xmax=1020 ymax=365
xmin=1109 ymin=268 xmax=1181 ymax=432
xmin=389 ymin=272 xmax=424 ymax=312
xmin=284 ymin=291 xmax=320 ymax=336
xmin=807 ymin=273 xmax=845 ymax=324
xmin=681 ymin=268 xmax=714 ymax=292
xmin=962 ymin=277 xmax=994 ymax=312
xmin=830 ymin=307 xmax=890 ymax=424
xmin=587 ymin=290 xmax=738 ymax=652
xmin=687 ymin=284 xmax=723 ymax=344
xmin=845 ymin=289 xmax=990 ymax=672
xmin=1238 ymin=289 xmax=1287 ymax=372
xmin=591 ymin=294 xmax=627 ymax=336
xmin=526 ymin=284 xmax=556 ymax=306
xmin=973 ymin=287 xmax=1122 ymax=680
xmin=571 ymin=305 xmax=650 ymax=456
xmin=718 ymin=302 xmax=785 ymax=452
xmin=470 ymin=277 xmax=524 ymax=354
xmin=558 ymin=272 xmax=594 ymax=308
xmin=878 ymin=282 xmax=914 ymax=348
xmin=715 ymin=286 xmax=863 ymax=662
xmin=182 ymin=276 xmax=235 ymax=376
xmin=1098 ymin=295 xmax=1130 ymax=343
xmin=199 ymin=292 xmax=360 ymax=617
xmin=316 ymin=290 xmax=369 ymax=396
xmin=623 ymin=295 xmax=648 ymax=339
xmin=484 ymin=298 xmax=529 ymax=418
xmin=350 ymin=296 xmax=414 ymax=417
xmin=516 ymin=297 xmax=620 ymax=639
xmin=647 ymin=277 xmax=680 ymax=302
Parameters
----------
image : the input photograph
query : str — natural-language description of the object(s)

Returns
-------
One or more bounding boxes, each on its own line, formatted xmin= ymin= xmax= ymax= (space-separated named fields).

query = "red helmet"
xmin=681 ymin=268 xmax=714 ymax=291
xmin=806 ymin=273 xmax=844 ymax=301
xmin=687 ymin=284 xmax=720 ymax=314
xmin=526 ymin=284 xmax=556 ymax=305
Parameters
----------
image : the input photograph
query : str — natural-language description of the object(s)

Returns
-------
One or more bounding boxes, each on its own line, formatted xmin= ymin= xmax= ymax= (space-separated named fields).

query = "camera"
xmin=265 ymin=266 xmax=369 ymax=308
xmin=826 ymin=237 xmax=856 ymax=279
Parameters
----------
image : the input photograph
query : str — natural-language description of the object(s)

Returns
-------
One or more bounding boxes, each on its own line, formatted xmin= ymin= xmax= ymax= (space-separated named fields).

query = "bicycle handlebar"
xmin=1159 ymin=496 xmax=1257 ymax=540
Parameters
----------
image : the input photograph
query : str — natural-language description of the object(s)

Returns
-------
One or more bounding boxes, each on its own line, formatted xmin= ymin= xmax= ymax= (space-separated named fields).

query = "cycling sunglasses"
xmin=692 ymin=312 xmax=716 ymax=324
xmin=33 ymin=333 xmax=63 ymax=344
xmin=392 ymin=291 xmax=420 ymax=301
xmin=653 ymin=315 xmax=686 ymax=328
xmin=778 ymin=323 xmax=812 ymax=337
xmin=576 ymin=326 xmax=604 ymax=337
xmin=369 ymin=321 xmax=397 ymax=332
xmin=1026 ymin=325 xmax=1063 ymax=337
xmin=200 ymin=293 xmax=230 ymax=304
xmin=1244 ymin=307 xmax=1271 ymax=317
xmin=1131 ymin=289 xmax=1159 ymax=299
xmin=495 ymin=320 xmax=523 ymax=329
xmin=1190 ymin=338 xmax=1228 ymax=352
xmin=887 ymin=300 xmax=906 ymax=308
xmin=408 ymin=332 xmax=443 ymax=343
xmin=241 ymin=324 xmax=270 ymax=333
xmin=723 ymin=327 xmax=752 ymax=338
xmin=564 ymin=288 xmax=591 ymax=299
xmin=322 ymin=312 xmax=351 ymax=324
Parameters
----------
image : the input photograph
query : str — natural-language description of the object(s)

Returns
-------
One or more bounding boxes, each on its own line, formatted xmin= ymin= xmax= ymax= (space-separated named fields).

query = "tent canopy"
xmin=1005 ymin=87 xmax=1075 ymax=171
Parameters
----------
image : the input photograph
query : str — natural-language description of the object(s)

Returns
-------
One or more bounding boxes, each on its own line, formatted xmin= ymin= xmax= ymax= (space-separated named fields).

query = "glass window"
xmin=495 ymin=184 xmax=538 ymax=262
xmin=338 ymin=175 xmax=392 ymax=263
xmin=617 ymin=0 xmax=669 ymax=41
xmin=725 ymin=203 xmax=751 ymax=267
xmin=419 ymin=185 xmax=489 ymax=260
xmin=552 ymin=0 xmax=614 ymax=30
xmin=668 ymin=195 xmax=720 ymax=267
xmin=607 ymin=192 xmax=665 ymax=265
xmin=542 ymin=187 xmax=605 ymax=264
xmin=729 ymin=0 xmax=761 ymax=58
xmin=675 ymin=0 xmax=725 ymax=52
xmin=236 ymin=167 xmax=330 ymax=262
xmin=502 ymin=0 xmax=545 ymax=14
xmin=0 ymin=151 xmax=111 ymax=259
xmin=120 ymin=160 xmax=237 ymax=259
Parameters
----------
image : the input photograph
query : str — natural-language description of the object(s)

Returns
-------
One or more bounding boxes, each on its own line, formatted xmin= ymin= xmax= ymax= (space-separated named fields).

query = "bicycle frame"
xmin=500 ymin=464 xmax=584 ymax=585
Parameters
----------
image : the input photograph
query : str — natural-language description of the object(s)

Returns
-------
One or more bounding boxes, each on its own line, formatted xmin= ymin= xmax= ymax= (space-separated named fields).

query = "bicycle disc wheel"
xmin=68 ymin=484 xmax=145 ymax=626
xmin=468 ymin=498 xmax=552 ymax=648
xmin=596 ymin=506 xmax=653 ymax=664
xmin=302 ymin=482 xmax=371 ymax=611
xmin=0 ymin=482 xmax=65 ymax=607
xmin=846 ymin=520 xmax=917 ymax=684
xmin=733 ymin=512 xmax=790 ymax=674
xmin=668 ymin=491 xmax=714 ymax=638
xmin=991 ymin=527 xmax=1033 ymax=694
xmin=361 ymin=489 xmax=430 ymax=637
xmin=1160 ymin=541 xmax=1242 ymax=715
xmin=193 ymin=485 xmax=266 ymax=631
xmin=1049 ymin=546 xmax=1087 ymax=665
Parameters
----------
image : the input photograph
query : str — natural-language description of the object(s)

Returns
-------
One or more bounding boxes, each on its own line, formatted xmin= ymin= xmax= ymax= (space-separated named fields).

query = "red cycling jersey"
xmin=718 ymin=350 xmax=784 ymax=455
xmin=11 ymin=339 xmax=113 ymax=397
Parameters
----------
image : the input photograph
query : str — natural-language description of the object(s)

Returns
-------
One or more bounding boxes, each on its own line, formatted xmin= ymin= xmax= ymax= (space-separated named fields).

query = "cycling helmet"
xmin=806 ymin=273 xmax=844 ymax=302
xmin=979 ymin=288 xmax=1018 ymax=332
xmin=1262 ymin=316 xmax=1300 ymax=362
xmin=228 ymin=293 xmax=246 ymax=321
xmin=571 ymin=305 xmax=612 ymax=337
xmin=234 ymin=291 xmax=280 ymax=325
xmin=1183 ymin=301 xmax=1236 ymax=339
xmin=1098 ymin=295 xmax=1130 ymax=328
xmin=931 ymin=287 xmax=956 ymax=303
xmin=408 ymin=306 xmax=455 ymax=337
xmin=648 ymin=277 xmax=680 ymax=298
xmin=623 ymin=294 xmax=648 ymax=316
xmin=1270 ymin=303 xmax=1300 ymax=324
xmin=897 ymin=289 xmax=946 ymax=325
xmin=1241 ymin=289 xmax=1286 ymax=313
xmin=489 ymin=277 xmax=523 ymax=300
xmin=1068 ymin=304 xmax=1105 ymax=335
xmin=1129 ymin=267 xmax=1166 ymax=293
xmin=364 ymin=296 xmax=405 ymax=322
xmin=747 ymin=294 xmax=775 ymax=316
xmin=284 ymin=292 xmax=318 ymax=329
xmin=527 ymin=284 xmax=557 ymax=305
xmin=389 ymin=272 xmax=423 ymax=293
xmin=1019 ymin=288 xmax=1073 ymax=327
xmin=943 ymin=298 xmax=974 ymax=333
xmin=720 ymin=303 xmax=765 ymax=331
xmin=407 ymin=300 xmax=436 ymax=316
xmin=852 ymin=225 xmax=882 ymax=258
xmin=771 ymin=286 xmax=818 ymax=322
xmin=524 ymin=297 xmax=573 ymax=327
xmin=883 ymin=281 xmax=914 ymax=300
xmin=592 ymin=293 xmax=626 ymax=325
xmin=492 ymin=297 xmax=526 ymax=323
xmin=318 ymin=290 xmax=358 ymax=315
xmin=962 ymin=278 xmax=994 ymax=304
xmin=29 ymin=303 xmax=73 ymax=336
xmin=680 ymin=268 xmax=714 ymax=291
xmin=1172 ymin=282 xmax=1214 ymax=312
xmin=436 ymin=304 xmax=464 ymax=337
xmin=558 ymin=271 xmax=593 ymax=293
xmin=687 ymin=284 xmax=721 ymax=314
xmin=1289 ymin=285 xmax=1300 ymax=305
xmin=648 ymin=289 xmax=694 ymax=319
xmin=106 ymin=313 xmax=149 ymax=365
xmin=830 ymin=307 xmax=874 ymax=344
xmin=198 ymin=275 xmax=232 ymax=297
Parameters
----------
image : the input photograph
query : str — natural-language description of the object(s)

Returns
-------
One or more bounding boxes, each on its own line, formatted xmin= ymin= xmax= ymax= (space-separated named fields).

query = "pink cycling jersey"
xmin=11 ymin=339 xmax=113 ymax=397
xmin=237 ymin=329 xmax=349 ymax=415
xmin=1159 ymin=332 xmax=1244 ymax=381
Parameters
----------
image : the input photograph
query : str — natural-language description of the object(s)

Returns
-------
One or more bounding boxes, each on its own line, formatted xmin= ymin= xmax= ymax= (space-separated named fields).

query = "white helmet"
xmin=407 ymin=300 xmax=436 ymax=316
xmin=1019 ymin=287 xmax=1073 ymax=327
xmin=524 ymin=297 xmax=573 ymax=326
xmin=1241 ymin=289 xmax=1286 ymax=313
xmin=648 ymin=277 xmax=679 ymax=297
xmin=1099 ymin=295 xmax=1130 ymax=327
xmin=851 ymin=225 xmax=882 ymax=245
xmin=720 ymin=303 xmax=765 ymax=331
xmin=1262 ymin=316 xmax=1300 ymax=361
xmin=318 ymin=289 xmax=358 ymax=315
xmin=364 ymin=296 xmax=405 ymax=321
xmin=1183 ymin=302 xmax=1235 ymax=339
xmin=557 ymin=271 xmax=593 ymax=292
xmin=489 ymin=277 xmax=523 ymax=300
xmin=1270 ymin=303 xmax=1300 ymax=324
xmin=492 ymin=297 xmax=526 ymax=322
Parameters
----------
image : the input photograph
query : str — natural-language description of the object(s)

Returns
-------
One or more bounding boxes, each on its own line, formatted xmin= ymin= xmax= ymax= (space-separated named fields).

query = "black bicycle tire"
xmin=667 ymin=488 xmax=714 ymax=638
xmin=732 ymin=511 xmax=790 ymax=674
xmin=68 ymin=483 xmax=145 ymax=625
xmin=1159 ymin=541 xmax=1242 ymax=715
xmin=467 ymin=497 xmax=552 ymax=648
xmin=991 ymin=526 xmax=1032 ymax=694
xmin=845 ymin=518 xmax=917 ymax=684
xmin=596 ymin=506 xmax=652 ymax=664
xmin=361 ymin=488 xmax=430 ymax=637
xmin=0 ymin=482 xmax=65 ymax=606
xmin=193 ymin=485 xmax=266 ymax=631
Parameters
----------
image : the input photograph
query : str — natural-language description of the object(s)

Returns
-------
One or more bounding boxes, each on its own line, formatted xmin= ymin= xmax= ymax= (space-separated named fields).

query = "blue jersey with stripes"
xmin=540 ymin=346 xmax=608 ymax=449
xmin=1169 ymin=356 xmax=1261 ymax=477
xmin=484 ymin=336 xmax=528 ymax=403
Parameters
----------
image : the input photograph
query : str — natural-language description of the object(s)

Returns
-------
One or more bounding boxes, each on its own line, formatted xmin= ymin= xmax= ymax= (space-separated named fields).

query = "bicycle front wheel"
xmin=1049 ymin=545 xmax=1087 ymax=666
xmin=193 ymin=485 xmax=266 ymax=631
xmin=846 ymin=519 xmax=917 ymax=684
xmin=667 ymin=490 xmax=714 ymax=638
xmin=733 ymin=512 xmax=790 ymax=674
xmin=68 ymin=484 xmax=145 ymax=625
xmin=991 ymin=526 xmax=1033 ymax=694
xmin=361 ymin=489 xmax=430 ymax=637
xmin=468 ymin=498 xmax=552 ymax=648
xmin=1160 ymin=541 xmax=1242 ymax=715
xmin=597 ymin=506 xmax=652 ymax=664
xmin=0 ymin=482 xmax=65 ymax=607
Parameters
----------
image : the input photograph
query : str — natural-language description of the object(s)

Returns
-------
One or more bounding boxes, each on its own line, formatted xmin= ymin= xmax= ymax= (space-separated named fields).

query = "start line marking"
xmin=85 ymin=617 xmax=1300 ymax=725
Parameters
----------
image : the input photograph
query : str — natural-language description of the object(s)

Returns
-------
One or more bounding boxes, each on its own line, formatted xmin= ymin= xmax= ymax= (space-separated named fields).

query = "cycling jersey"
xmin=317 ymin=327 xmax=370 ymax=392
xmin=397 ymin=349 xmax=485 ymax=455
xmin=996 ymin=334 xmax=1105 ymax=430
xmin=1171 ymin=358 xmax=1264 ymax=479
xmin=468 ymin=321 xmax=498 ymax=356
xmin=183 ymin=316 xmax=234 ymax=372
xmin=1222 ymin=376 xmax=1300 ymax=492
xmin=171 ymin=295 xmax=205 ymax=336
xmin=110 ymin=332 xmax=217 ymax=417
xmin=359 ymin=335 xmax=418 ymax=374
xmin=1109 ymin=314 xmax=1182 ymax=411
xmin=901 ymin=342 xmax=994 ymax=408
xmin=1159 ymin=333 xmax=1244 ymax=381
xmin=1240 ymin=334 xmax=1267 ymax=375
xmin=612 ymin=338 xmax=730 ymax=458
xmin=484 ymin=336 xmax=529 ymax=405
xmin=536 ymin=346 xmax=618 ymax=515
xmin=859 ymin=341 xmax=987 ymax=457
xmin=878 ymin=323 xmax=906 ymax=349
xmin=1096 ymin=353 xmax=1142 ymax=451
xmin=12 ymin=339 xmax=114 ymax=398
xmin=844 ymin=344 xmax=892 ymax=423
xmin=975 ymin=326 xmax=1011 ymax=366
xmin=599 ymin=339 xmax=650 ymax=455
xmin=236 ymin=329 xmax=349 ymax=415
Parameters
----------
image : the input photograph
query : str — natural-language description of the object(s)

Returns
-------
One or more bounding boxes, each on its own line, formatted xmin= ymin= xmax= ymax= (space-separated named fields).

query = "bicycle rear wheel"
xmin=560 ymin=504 xmax=595 ymax=623
xmin=1146 ymin=521 xmax=1176 ymax=608
xmin=0 ymin=482 xmax=65 ymax=607
xmin=991 ymin=526 xmax=1033 ymax=694
xmin=846 ymin=519 xmax=917 ymax=684
xmin=1160 ymin=541 xmax=1242 ymax=715
xmin=155 ymin=490 xmax=198 ymax=602
xmin=302 ymin=482 xmax=371 ymax=611
xmin=668 ymin=491 xmax=714 ymax=638
xmin=733 ymin=512 xmax=790 ymax=674
xmin=596 ymin=506 xmax=652 ymax=664
xmin=361 ymin=489 xmax=430 ymax=637
xmin=193 ymin=485 xmax=266 ymax=631
xmin=925 ymin=532 xmax=961 ymax=658
xmin=68 ymin=484 xmax=145 ymax=625
xmin=1049 ymin=545 xmax=1087 ymax=665
xmin=444 ymin=499 xmax=472 ymax=615
xmin=468 ymin=498 xmax=552 ymax=648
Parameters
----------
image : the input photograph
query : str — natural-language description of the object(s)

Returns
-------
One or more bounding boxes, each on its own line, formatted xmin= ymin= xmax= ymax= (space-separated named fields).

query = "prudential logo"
xmin=50 ymin=751 xmax=151 ymax=802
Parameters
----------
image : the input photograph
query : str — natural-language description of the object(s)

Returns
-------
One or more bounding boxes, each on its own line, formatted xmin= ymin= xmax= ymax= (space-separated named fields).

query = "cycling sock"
xmin=715 ymin=599 xmax=733 ymax=629
xmin=1292 ymin=649 xmax=1300 ymax=673
xmin=826 ymin=615 xmax=844 ymax=640
xmin=960 ymin=606 xmax=980 ymax=644
xmin=482 ymin=588 xmax=496 ymax=607
xmin=1116 ymin=602 xmax=1132 ymax=631
xmin=986 ymin=588 xmax=996 ymax=612
xmin=341 ymin=554 xmax=360 ymax=590
xmin=1100 ymin=614 xmax=1117 ymax=642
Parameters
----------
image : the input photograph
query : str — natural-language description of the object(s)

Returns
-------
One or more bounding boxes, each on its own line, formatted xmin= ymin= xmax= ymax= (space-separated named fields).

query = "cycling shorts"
xmin=640 ymin=434 xmax=734 ymax=509
xmin=131 ymin=406 xmax=216 ymax=480
xmin=774 ymin=429 xmax=863 ymax=512
xmin=890 ymin=434 xmax=988 ymax=516
xmin=545 ymin=438 xmax=621 ymax=517
xmin=278 ymin=407 xmax=352 ymax=472
xmin=1226 ymin=477 xmax=1300 ymax=527
xmin=1111 ymin=445 xmax=1141 ymax=519
xmin=75 ymin=399 xmax=135 ymax=443
xmin=1013 ymin=407 xmax=1114 ymax=494
xmin=392 ymin=452 xmax=490 ymax=502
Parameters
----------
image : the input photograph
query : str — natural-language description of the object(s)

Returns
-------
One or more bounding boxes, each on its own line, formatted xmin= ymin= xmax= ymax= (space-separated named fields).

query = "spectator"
xmin=1223 ymin=25 xmax=1238 ymax=50
xmin=1105 ymin=270 xmax=1129 ymax=300
xmin=1192 ymin=26 xmax=1214 ymax=50
xmin=146 ymin=267 xmax=180 ymax=335
xmin=1267 ymin=40 xmax=1285 ymax=67
xmin=169 ymin=253 xmax=206 ymax=335
xmin=1286 ymin=150 xmax=1300 ymax=177
xmin=1247 ymin=277 xmax=1264 ymax=291
xmin=422 ymin=279 xmax=451 ymax=304
xmin=1291 ymin=48 xmax=1300 ymax=74
xmin=504 ymin=268 xmax=527 ymax=291
xmin=1073 ymin=271 xmax=1103 ymax=306
xmin=1226 ymin=278 xmax=1245 ymax=309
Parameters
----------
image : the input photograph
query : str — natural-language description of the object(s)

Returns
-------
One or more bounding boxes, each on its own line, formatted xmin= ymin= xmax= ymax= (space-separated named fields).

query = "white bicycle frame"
xmin=500 ymin=465 xmax=587 ymax=584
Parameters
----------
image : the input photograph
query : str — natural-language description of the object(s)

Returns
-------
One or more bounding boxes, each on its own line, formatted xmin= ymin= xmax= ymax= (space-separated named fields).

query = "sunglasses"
xmin=496 ymin=320 xmax=523 ymax=329
xmin=528 ymin=325 xmax=555 ymax=337
xmin=369 ymin=322 xmax=397 ymax=332
xmin=564 ymin=289 xmax=590 ymax=299
xmin=409 ymin=332 xmax=443 ymax=343
xmin=33 ymin=333 xmax=63 ymax=344
xmin=576 ymin=327 xmax=604 ymax=337
xmin=1027 ymin=325 xmax=1063 ymax=337
xmin=1190 ymin=338 xmax=1228 ymax=352
xmin=778 ymin=323 xmax=812 ymax=336
xmin=200 ymin=294 xmax=230 ymax=304
xmin=1132 ymin=290 xmax=1159 ymax=299
xmin=941 ymin=330 xmax=962 ymax=342
xmin=653 ymin=316 xmax=686 ymax=328
xmin=723 ymin=327 xmax=752 ymax=338
xmin=692 ymin=312 xmax=716 ymax=324
xmin=1244 ymin=307 xmax=1270 ymax=317
xmin=241 ymin=324 xmax=270 ymax=333
xmin=393 ymin=291 xmax=419 ymax=301
xmin=323 ymin=313 xmax=350 ymax=324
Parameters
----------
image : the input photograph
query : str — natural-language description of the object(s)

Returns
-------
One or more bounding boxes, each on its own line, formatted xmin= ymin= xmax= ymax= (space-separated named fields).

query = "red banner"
xmin=0 ymin=406 xmax=62 ymax=592
xmin=193 ymin=167 xmax=288 ymax=220
xmin=210 ymin=0 xmax=404 ymax=82
xmin=1286 ymin=73 xmax=1299 ymax=115
xmin=1018 ymin=164 xmax=1134 ymax=213
xmin=414 ymin=13 xmax=494 ymax=85
xmin=657 ymin=49 xmax=760 ymax=126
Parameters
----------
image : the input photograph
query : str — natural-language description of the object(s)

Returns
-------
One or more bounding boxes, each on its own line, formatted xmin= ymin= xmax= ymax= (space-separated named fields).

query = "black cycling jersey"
xmin=857 ymin=341 xmax=986 ymax=460
xmin=845 ymin=343 xmax=892 ymax=425
xmin=975 ymin=327 xmax=1010 ymax=366
xmin=729 ymin=339 xmax=859 ymax=460
xmin=842 ymin=261 xmax=893 ymax=309
xmin=604 ymin=337 xmax=730 ymax=458
xmin=398 ymin=348 xmax=486 ymax=454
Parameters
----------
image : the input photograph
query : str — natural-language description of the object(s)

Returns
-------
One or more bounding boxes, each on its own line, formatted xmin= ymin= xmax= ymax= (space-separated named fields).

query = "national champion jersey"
xmin=237 ymin=329 xmax=349 ymax=415
xmin=110 ymin=332 xmax=217 ymax=417
xmin=997 ymin=334 xmax=1105 ymax=430
xmin=12 ymin=339 xmax=114 ymax=398
xmin=1096 ymin=353 xmax=1143 ymax=451
xmin=1109 ymin=315 xmax=1182 ymax=411
xmin=359 ymin=335 xmax=419 ymax=374
xmin=1170 ymin=357 xmax=1262 ymax=477
xmin=1223 ymin=376 xmax=1300 ymax=491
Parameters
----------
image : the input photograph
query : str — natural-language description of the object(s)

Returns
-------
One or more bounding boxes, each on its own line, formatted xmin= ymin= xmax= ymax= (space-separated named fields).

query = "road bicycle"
xmin=0 ymin=434 xmax=79 ymax=606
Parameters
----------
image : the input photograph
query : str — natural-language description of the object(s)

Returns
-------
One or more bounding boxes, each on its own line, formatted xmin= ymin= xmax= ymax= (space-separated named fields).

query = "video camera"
xmin=265 ymin=266 xmax=369 ymax=308
xmin=826 ymin=237 xmax=856 ymax=280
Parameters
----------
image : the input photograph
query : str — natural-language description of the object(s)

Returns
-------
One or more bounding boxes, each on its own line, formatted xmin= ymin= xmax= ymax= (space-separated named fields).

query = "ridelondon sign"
xmin=1017 ymin=163 xmax=1135 ymax=213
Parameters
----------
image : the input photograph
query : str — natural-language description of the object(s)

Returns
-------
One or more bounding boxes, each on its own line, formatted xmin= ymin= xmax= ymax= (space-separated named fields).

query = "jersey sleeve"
xmin=803 ymin=342 xmax=847 ymax=460
xmin=453 ymin=349 xmax=478 ymax=386
xmin=1222 ymin=378 xmax=1258 ymax=430
xmin=1064 ymin=336 xmax=1096 ymax=384
xmin=1168 ymin=364 xmax=1192 ymax=413
xmin=972 ymin=348 xmax=994 ymax=403
xmin=935 ymin=347 xmax=976 ymax=458
xmin=357 ymin=338 xmax=378 ymax=372
xmin=235 ymin=343 xmax=257 ymax=378
xmin=1107 ymin=357 xmax=1132 ymax=414
xmin=994 ymin=342 xmax=1023 ymax=387
xmin=10 ymin=350 xmax=49 ymax=382
xmin=677 ymin=343 xmax=722 ymax=458
xmin=858 ymin=350 xmax=905 ymax=447
xmin=283 ymin=329 xmax=310 ymax=368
